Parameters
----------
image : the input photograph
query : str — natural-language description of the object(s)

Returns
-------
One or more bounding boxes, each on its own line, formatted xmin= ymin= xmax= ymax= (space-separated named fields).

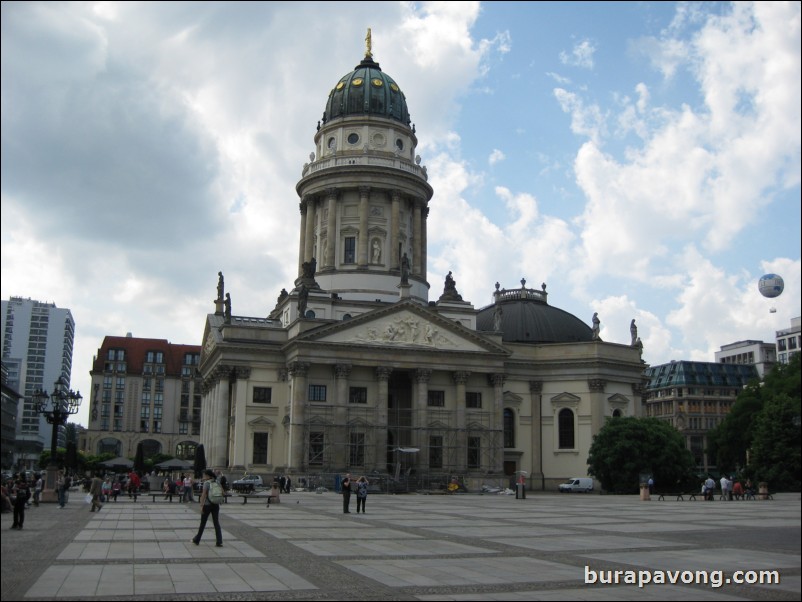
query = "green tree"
xmin=750 ymin=393 xmax=801 ymax=490
xmin=707 ymin=386 xmax=762 ymax=474
xmin=587 ymin=417 xmax=696 ymax=493
xmin=707 ymin=353 xmax=801 ymax=488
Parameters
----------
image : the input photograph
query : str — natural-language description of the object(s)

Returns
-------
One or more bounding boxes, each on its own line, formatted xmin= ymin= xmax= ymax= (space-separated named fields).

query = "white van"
xmin=558 ymin=477 xmax=594 ymax=493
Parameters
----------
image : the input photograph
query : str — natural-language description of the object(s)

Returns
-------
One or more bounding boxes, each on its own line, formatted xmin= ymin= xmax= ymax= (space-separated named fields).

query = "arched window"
xmin=558 ymin=408 xmax=575 ymax=449
xmin=612 ymin=409 xmax=623 ymax=418
xmin=175 ymin=441 xmax=197 ymax=460
xmin=503 ymin=408 xmax=515 ymax=448
xmin=97 ymin=437 xmax=122 ymax=456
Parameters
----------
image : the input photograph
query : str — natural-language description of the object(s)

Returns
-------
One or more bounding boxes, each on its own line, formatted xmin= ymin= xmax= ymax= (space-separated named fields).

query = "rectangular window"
xmin=349 ymin=387 xmax=367 ymax=404
xmin=140 ymin=420 xmax=149 ymax=433
xmin=253 ymin=432 xmax=268 ymax=464
xmin=308 ymin=432 xmax=324 ymax=465
xmin=344 ymin=236 xmax=356 ymax=264
xmin=467 ymin=436 xmax=481 ymax=468
xmin=116 ymin=377 xmax=125 ymax=390
xmin=143 ymin=377 xmax=152 ymax=391
xmin=429 ymin=435 xmax=443 ymax=469
xmin=101 ymin=404 xmax=110 ymax=418
xmin=466 ymin=392 xmax=482 ymax=408
xmin=181 ymin=366 xmax=192 ymax=377
xmin=179 ymin=422 xmax=188 ymax=435
xmin=349 ymin=432 xmax=365 ymax=466
xmin=113 ymin=419 xmax=123 ymax=432
xmin=152 ymin=420 xmax=161 ymax=434
xmin=140 ymin=406 xmax=150 ymax=419
xmin=153 ymin=407 xmax=162 ymax=419
xmin=146 ymin=351 xmax=154 ymax=363
xmin=155 ymin=352 xmax=164 ymax=363
xmin=142 ymin=392 xmax=151 ymax=405
xmin=427 ymin=390 xmax=445 ymax=407
xmin=309 ymin=385 xmax=327 ymax=402
xmin=253 ymin=387 xmax=272 ymax=404
xmin=154 ymin=393 xmax=163 ymax=406
xmin=778 ymin=339 xmax=787 ymax=351
xmin=103 ymin=376 xmax=112 ymax=389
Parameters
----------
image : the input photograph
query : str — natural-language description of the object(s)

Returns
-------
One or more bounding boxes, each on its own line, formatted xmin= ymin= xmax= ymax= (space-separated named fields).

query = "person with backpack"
xmin=355 ymin=476 xmax=369 ymax=513
xmin=192 ymin=469 xmax=223 ymax=547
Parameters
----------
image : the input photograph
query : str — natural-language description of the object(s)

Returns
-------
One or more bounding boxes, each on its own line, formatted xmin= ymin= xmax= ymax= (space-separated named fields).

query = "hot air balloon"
xmin=758 ymin=274 xmax=784 ymax=298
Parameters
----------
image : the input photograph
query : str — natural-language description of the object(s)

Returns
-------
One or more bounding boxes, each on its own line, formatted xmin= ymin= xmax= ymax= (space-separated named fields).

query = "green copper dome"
xmin=323 ymin=57 xmax=410 ymax=125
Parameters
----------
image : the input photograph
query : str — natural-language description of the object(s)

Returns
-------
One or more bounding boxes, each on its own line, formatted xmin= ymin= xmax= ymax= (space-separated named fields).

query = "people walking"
xmin=56 ymin=470 xmax=67 ymax=508
xmin=90 ymin=473 xmax=104 ymax=512
xmin=192 ymin=469 xmax=223 ymax=547
xmin=341 ymin=473 xmax=353 ymax=513
xmin=11 ymin=477 xmax=30 ymax=529
xmin=183 ymin=474 xmax=194 ymax=503
xmin=33 ymin=473 xmax=43 ymax=506
xmin=355 ymin=476 xmax=369 ymax=513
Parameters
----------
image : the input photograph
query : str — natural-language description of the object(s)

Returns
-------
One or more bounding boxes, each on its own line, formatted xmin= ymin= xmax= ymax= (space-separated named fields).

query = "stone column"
xmin=358 ymin=187 xmax=369 ymax=268
xmin=390 ymin=191 xmax=401 ymax=270
xmin=304 ymin=196 xmax=316 ymax=263
xmin=288 ymin=362 xmax=310 ymax=471
xmin=325 ymin=188 xmax=337 ymax=269
xmin=422 ymin=206 xmax=429 ymax=282
xmin=413 ymin=199 xmax=422 ymax=275
xmin=213 ymin=366 xmax=231 ymax=468
xmin=375 ymin=367 xmax=392 ymax=472
xmin=298 ymin=200 xmax=307 ymax=277
xmin=414 ymin=369 xmax=431 ymax=471
xmin=529 ymin=380 xmax=543 ymax=486
xmin=588 ymin=379 xmax=607 ymax=435
xmin=334 ymin=364 xmax=352 ymax=469
xmin=490 ymin=373 xmax=505 ymax=474
xmin=230 ymin=367 xmax=251 ymax=470
xmin=453 ymin=371 xmax=470 ymax=472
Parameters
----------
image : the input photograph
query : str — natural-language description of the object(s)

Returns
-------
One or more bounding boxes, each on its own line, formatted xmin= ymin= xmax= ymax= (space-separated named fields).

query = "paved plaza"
xmin=1 ymin=490 xmax=799 ymax=601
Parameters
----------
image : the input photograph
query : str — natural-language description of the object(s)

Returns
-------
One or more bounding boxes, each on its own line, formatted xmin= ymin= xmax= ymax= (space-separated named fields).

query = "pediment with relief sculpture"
xmin=296 ymin=301 xmax=507 ymax=355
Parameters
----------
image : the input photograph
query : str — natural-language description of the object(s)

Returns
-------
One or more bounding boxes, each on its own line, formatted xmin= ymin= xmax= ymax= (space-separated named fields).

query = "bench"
xmin=151 ymin=493 xmax=177 ymax=503
xmin=239 ymin=493 xmax=279 ymax=506
xmin=657 ymin=492 xmax=696 ymax=501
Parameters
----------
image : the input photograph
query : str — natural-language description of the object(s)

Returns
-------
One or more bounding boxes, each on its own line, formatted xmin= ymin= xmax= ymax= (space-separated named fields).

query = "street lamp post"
xmin=33 ymin=376 xmax=82 ymax=502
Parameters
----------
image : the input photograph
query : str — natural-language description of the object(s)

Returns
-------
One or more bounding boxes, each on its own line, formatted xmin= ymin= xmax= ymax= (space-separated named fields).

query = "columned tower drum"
xmin=296 ymin=51 xmax=433 ymax=304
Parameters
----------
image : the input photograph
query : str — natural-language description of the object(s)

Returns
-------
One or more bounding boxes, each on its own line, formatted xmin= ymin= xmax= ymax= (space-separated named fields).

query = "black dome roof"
xmin=323 ymin=57 xmax=410 ymax=125
xmin=477 ymin=290 xmax=592 ymax=344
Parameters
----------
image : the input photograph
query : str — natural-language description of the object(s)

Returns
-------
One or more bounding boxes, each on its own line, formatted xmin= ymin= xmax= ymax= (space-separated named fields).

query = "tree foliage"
xmin=587 ymin=417 xmax=696 ymax=493
xmin=708 ymin=353 xmax=801 ymax=490
xmin=750 ymin=393 xmax=801 ymax=490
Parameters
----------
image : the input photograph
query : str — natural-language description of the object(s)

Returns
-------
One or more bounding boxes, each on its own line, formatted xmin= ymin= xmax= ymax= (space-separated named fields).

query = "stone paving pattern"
xmin=1 ymin=490 xmax=799 ymax=600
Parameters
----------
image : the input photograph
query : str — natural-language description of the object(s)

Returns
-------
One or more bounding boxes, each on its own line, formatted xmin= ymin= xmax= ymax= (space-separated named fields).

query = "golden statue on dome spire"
xmin=365 ymin=27 xmax=373 ymax=59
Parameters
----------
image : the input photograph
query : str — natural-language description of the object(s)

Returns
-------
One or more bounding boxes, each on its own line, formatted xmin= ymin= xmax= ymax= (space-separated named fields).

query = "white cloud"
xmin=488 ymin=149 xmax=505 ymax=165
xmin=560 ymin=39 xmax=596 ymax=69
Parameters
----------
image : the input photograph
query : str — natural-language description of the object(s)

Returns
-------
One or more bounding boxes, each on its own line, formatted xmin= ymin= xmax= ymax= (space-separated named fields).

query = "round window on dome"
xmin=390 ymin=83 xmax=399 ymax=92
xmin=371 ymin=78 xmax=383 ymax=87
xmin=395 ymin=138 xmax=404 ymax=151
xmin=347 ymin=133 xmax=360 ymax=145
xmin=352 ymin=78 xmax=363 ymax=87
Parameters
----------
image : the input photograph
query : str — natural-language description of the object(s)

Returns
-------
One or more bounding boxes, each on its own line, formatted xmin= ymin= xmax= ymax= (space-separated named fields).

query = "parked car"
xmin=558 ymin=477 xmax=594 ymax=493
xmin=232 ymin=474 xmax=263 ymax=493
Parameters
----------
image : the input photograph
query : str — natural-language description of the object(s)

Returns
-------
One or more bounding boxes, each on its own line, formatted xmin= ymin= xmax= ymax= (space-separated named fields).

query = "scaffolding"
xmin=298 ymin=403 xmax=503 ymax=489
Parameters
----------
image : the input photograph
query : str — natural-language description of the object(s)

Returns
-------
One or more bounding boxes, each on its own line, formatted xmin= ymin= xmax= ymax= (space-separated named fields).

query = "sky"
xmin=2 ymin=1 xmax=800 ymax=429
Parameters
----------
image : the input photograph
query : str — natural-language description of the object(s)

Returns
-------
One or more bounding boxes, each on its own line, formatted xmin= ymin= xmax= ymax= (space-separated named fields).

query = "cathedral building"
xmin=199 ymin=39 xmax=646 ymax=491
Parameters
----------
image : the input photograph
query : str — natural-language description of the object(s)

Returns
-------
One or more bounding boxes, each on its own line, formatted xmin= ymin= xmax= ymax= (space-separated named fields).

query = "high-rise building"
xmin=198 ymin=41 xmax=646 ymax=491
xmin=643 ymin=360 xmax=758 ymax=471
xmin=715 ymin=340 xmax=776 ymax=378
xmin=1 ymin=296 xmax=75 ymax=470
xmin=83 ymin=335 xmax=202 ymax=462
xmin=776 ymin=316 xmax=801 ymax=364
